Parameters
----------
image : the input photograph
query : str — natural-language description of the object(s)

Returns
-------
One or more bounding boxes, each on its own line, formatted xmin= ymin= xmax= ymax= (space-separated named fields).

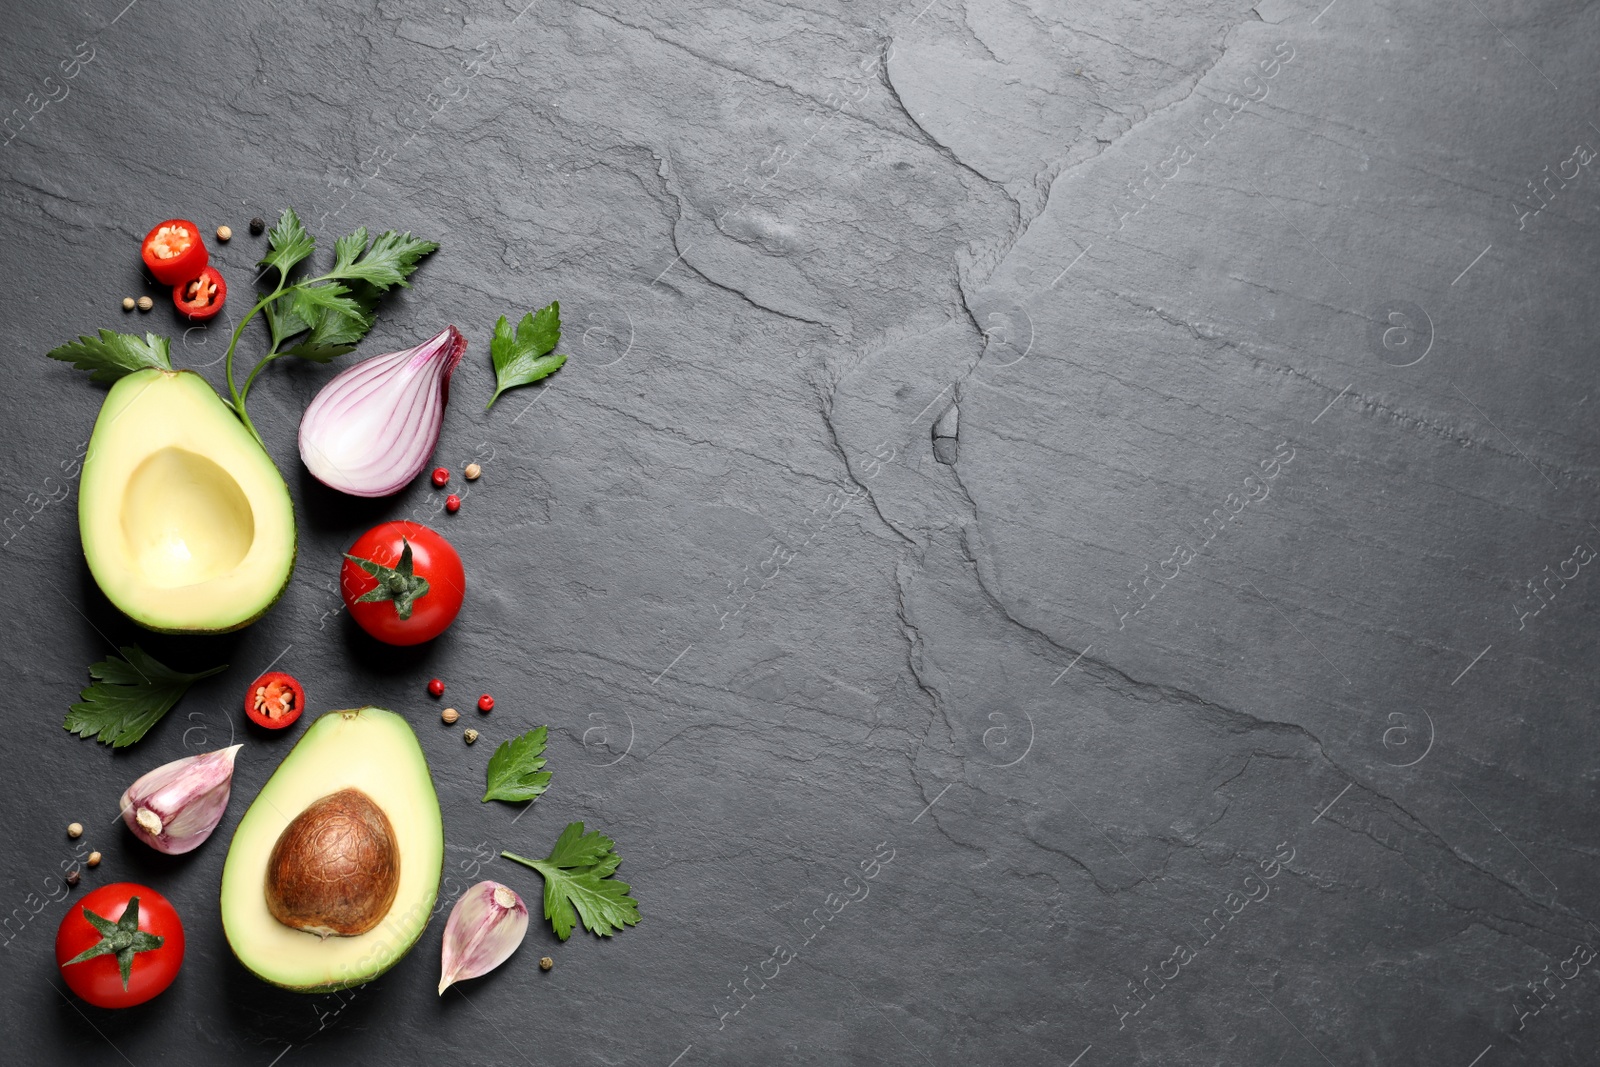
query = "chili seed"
xmin=463 ymin=728 xmax=479 ymax=744
xmin=441 ymin=708 xmax=459 ymax=725
xmin=249 ymin=216 xmax=266 ymax=235
xmin=87 ymin=852 xmax=102 ymax=868
xmin=477 ymin=694 xmax=494 ymax=713
xmin=136 ymin=295 xmax=154 ymax=312
xmin=464 ymin=462 xmax=482 ymax=481
xmin=431 ymin=467 xmax=450 ymax=487
xmin=216 ymin=224 xmax=233 ymax=242
xmin=66 ymin=869 xmax=80 ymax=888
xmin=121 ymin=296 xmax=135 ymax=311
xmin=445 ymin=494 xmax=461 ymax=513
xmin=539 ymin=956 xmax=553 ymax=971
xmin=428 ymin=678 xmax=445 ymax=698
xmin=67 ymin=822 xmax=83 ymax=839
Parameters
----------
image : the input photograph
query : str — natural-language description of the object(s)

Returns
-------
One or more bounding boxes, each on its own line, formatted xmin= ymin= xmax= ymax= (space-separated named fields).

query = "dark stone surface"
xmin=3 ymin=0 xmax=1599 ymax=1063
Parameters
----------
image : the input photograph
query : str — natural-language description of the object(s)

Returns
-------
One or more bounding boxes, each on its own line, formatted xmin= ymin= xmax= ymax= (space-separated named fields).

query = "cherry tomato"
xmin=140 ymin=219 xmax=208 ymax=285
xmin=173 ymin=266 xmax=227 ymax=321
xmin=56 ymin=883 xmax=185 ymax=1008
xmin=245 ymin=671 xmax=304 ymax=729
xmin=341 ymin=521 xmax=464 ymax=646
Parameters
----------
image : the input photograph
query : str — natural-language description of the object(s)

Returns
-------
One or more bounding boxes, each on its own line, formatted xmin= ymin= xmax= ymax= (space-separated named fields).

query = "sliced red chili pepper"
xmin=140 ymin=219 xmax=208 ymax=285
xmin=245 ymin=671 xmax=305 ymax=730
xmin=173 ymin=266 xmax=227 ymax=321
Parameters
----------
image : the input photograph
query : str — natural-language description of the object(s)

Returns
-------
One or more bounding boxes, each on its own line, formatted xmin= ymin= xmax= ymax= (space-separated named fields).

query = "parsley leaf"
xmin=486 ymin=301 xmax=567 ymax=409
xmin=259 ymin=207 xmax=315 ymax=283
xmin=333 ymin=226 xmax=371 ymax=272
xmin=327 ymin=228 xmax=439 ymax=290
xmin=502 ymin=822 xmax=640 ymax=940
xmin=270 ymin=227 xmax=436 ymax=363
xmin=46 ymin=330 xmax=173 ymax=383
xmin=63 ymin=646 xmax=227 ymax=748
xmin=482 ymin=726 xmax=552 ymax=803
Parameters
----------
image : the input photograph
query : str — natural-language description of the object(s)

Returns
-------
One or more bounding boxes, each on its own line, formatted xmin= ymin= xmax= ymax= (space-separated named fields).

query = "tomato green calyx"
xmin=64 ymin=897 xmax=165 ymax=991
xmin=345 ymin=538 xmax=431 ymax=621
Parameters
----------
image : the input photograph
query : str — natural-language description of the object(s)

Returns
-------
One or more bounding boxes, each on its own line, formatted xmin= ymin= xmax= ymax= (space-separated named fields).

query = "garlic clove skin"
xmin=439 ymin=880 xmax=529 ymax=995
xmin=119 ymin=745 xmax=242 ymax=855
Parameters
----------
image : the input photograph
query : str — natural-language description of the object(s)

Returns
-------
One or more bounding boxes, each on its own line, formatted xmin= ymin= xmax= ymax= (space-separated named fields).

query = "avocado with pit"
xmin=220 ymin=706 xmax=444 ymax=992
xmin=78 ymin=368 xmax=295 ymax=633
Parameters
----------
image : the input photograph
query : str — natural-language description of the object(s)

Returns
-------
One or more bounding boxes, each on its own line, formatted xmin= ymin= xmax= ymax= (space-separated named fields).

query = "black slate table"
xmin=4 ymin=1 xmax=1599 ymax=1064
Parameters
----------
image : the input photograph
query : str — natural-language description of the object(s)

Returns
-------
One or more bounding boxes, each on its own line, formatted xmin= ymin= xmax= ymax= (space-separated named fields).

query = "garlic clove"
xmin=119 ymin=745 xmax=242 ymax=855
xmin=439 ymin=880 xmax=529 ymax=995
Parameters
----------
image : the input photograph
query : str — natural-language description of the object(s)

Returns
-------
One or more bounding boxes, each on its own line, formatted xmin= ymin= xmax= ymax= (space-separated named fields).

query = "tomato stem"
xmin=62 ymin=897 xmax=165 ymax=991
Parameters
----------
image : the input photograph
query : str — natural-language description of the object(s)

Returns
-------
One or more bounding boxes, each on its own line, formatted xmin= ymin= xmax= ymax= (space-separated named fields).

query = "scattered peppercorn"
xmin=121 ymin=296 xmax=136 ymax=311
xmin=428 ymin=678 xmax=445 ymax=698
xmin=67 ymin=822 xmax=83 ymax=839
xmin=463 ymin=728 xmax=479 ymax=744
xmin=136 ymin=295 xmax=154 ymax=312
xmin=464 ymin=462 xmax=482 ymax=481
xmin=87 ymin=852 xmax=102 ymax=868
xmin=216 ymin=224 xmax=233 ymax=242
xmin=431 ymin=466 xmax=450 ymax=487
xmin=445 ymin=494 xmax=461 ymax=513
xmin=66 ymin=869 xmax=80 ymax=888
xmin=441 ymin=708 xmax=459 ymax=725
xmin=477 ymin=694 xmax=494 ymax=713
xmin=539 ymin=956 xmax=553 ymax=971
xmin=249 ymin=216 xmax=266 ymax=236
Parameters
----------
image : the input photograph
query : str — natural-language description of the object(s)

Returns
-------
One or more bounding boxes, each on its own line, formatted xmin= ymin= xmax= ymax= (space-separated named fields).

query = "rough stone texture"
xmin=3 ymin=0 xmax=1599 ymax=1063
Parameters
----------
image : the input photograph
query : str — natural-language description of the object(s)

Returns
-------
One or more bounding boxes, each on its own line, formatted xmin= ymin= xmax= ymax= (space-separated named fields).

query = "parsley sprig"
xmin=482 ymin=726 xmax=552 ymax=803
xmin=222 ymin=208 xmax=437 ymax=444
xmin=45 ymin=331 xmax=173 ymax=383
xmin=63 ymin=645 xmax=227 ymax=747
xmin=486 ymin=301 xmax=566 ymax=409
xmin=502 ymin=822 xmax=640 ymax=940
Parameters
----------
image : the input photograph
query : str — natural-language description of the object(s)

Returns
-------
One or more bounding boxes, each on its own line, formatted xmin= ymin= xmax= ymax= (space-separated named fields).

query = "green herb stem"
xmin=222 ymin=281 xmax=288 ymax=446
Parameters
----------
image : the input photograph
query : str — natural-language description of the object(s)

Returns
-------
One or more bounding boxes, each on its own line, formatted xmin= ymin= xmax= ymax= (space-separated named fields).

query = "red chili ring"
xmin=141 ymin=219 xmax=208 ymax=285
xmin=173 ymin=266 xmax=227 ymax=321
xmin=245 ymin=671 xmax=305 ymax=730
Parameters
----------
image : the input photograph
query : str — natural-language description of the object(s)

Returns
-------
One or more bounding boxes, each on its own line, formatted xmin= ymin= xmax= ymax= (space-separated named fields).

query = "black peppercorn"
xmin=65 ymin=868 xmax=80 ymax=887
xmin=249 ymin=216 xmax=266 ymax=236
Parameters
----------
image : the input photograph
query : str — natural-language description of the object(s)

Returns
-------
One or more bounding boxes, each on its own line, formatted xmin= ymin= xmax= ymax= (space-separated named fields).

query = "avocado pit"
xmin=265 ymin=787 xmax=400 ymax=938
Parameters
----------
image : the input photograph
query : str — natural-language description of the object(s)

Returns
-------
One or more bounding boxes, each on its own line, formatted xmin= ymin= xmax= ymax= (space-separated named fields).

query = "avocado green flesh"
xmin=78 ymin=368 xmax=295 ymax=634
xmin=220 ymin=707 xmax=444 ymax=992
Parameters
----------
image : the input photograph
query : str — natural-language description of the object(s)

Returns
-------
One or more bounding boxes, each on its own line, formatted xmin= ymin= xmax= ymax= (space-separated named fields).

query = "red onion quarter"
xmin=299 ymin=326 xmax=467 ymax=497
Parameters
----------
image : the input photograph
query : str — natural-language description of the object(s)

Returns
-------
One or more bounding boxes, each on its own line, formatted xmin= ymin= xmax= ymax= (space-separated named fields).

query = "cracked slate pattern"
xmin=3 ymin=0 xmax=1599 ymax=1064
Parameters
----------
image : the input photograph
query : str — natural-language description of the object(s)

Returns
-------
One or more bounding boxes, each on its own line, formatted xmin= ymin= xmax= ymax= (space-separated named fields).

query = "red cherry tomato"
xmin=341 ymin=521 xmax=464 ymax=646
xmin=173 ymin=266 xmax=227 ymax=321
xmin=245 ymin=671 xmax=305 ymax=729
xmin=56 ymin=883 xmax=185 ymax=1008
xmin=140 ymin=219 xmax=208 ymax=285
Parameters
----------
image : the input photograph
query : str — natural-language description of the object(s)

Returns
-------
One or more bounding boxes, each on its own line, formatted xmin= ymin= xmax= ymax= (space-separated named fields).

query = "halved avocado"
xmin=220 ymin=707 xmax=444 ymax=992
xmin=78 ymin=368 xmax=295 ymax=634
